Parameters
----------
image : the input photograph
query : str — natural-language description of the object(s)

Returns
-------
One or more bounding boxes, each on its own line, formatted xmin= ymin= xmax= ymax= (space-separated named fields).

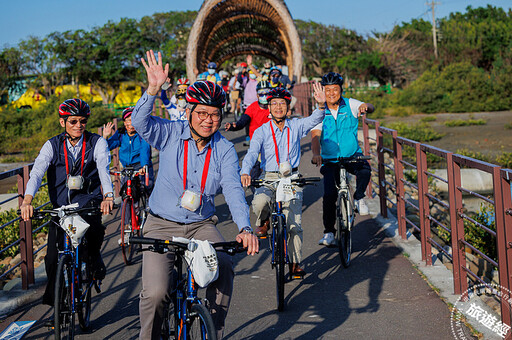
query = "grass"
xmin=444 ymin=119 xmax=487 ymax=127
xmin=420 ymin=115 xmax=437 ymax=122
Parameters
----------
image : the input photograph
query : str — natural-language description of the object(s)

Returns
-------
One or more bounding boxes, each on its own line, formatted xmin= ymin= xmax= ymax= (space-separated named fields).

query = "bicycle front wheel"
xmin=77 ymin=258 xmax=92 ymax=330
xmin=54 ymin=254 xmax=74 ymax=340
xmin=187 ymin=303 xmax=217 ymax=340
xmin=120 ymin=198 xmax=136 ymax=265
xmin=161 ymin=293 xmax=178 ymax=340
xmin=337 ymin=195 xmax=352 ymax=268
xmin=275 ymin=216 xmax=286 ymax=312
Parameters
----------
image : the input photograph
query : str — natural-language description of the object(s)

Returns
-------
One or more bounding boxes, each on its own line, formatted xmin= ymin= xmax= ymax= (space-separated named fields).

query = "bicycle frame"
xmin=270 ymin=200 xmax=289 ymax=268
xmin=337 ymin=167 xmax=356 ymax=230
xmin=59 ymin=234 xmax=97 ymax=318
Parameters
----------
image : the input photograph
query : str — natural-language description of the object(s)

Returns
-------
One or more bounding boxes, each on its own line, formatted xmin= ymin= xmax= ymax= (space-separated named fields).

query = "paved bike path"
xmin=0 ymin=127 xmax=460 ymax=339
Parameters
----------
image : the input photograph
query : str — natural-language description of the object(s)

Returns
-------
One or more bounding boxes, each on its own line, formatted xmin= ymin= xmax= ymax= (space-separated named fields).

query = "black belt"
xmin=149 ymin=210 xmax=187 ymax=225
xmin=267 ymin=167 xmax=299 ymax=173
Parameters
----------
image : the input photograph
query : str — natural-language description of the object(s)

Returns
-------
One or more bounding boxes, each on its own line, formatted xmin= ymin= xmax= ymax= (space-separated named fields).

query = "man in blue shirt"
xmin=102 ymin=107 xmax=154 ymax=189
xmin=241 ymin=85 xmax=326 ymax=278
xmin=311 ymin=72 xmax=374 ymax=247
xmin=133 ymin=50 xmax=258 ymax=340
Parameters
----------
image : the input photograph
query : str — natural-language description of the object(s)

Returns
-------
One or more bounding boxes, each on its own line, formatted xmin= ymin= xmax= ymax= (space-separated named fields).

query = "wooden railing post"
xmin=18 ymin=165 xmax=34 ymax=289
xmin=363 ymin=117 xmax=372 ymax=197
xmin=450 ymin=157 xmax=466 ymax=295
xmin=375 ymin=122 xmax=387 ymax=217
xmin=418 ymin=145 xmax=432 ymax=264
xmin=499 ymin=169 xmax=512 ymax=329
xmin=395 ymin=135 xmax=406 ymax=239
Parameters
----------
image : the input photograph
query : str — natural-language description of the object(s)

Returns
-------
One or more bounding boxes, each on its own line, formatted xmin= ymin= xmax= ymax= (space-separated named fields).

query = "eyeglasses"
xmin=67 ymin=118 xmax=88 ymax=126
xmin=196 ymin=111 xmax=222 ymax=122
xmin=270 ymin=101 xmax=287 ymax=107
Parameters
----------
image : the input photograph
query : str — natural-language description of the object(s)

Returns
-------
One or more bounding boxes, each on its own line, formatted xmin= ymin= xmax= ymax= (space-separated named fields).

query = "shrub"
xmin=385 ymin=122 xmax=444 ymax=142
xmin=505 ymin=123 xmax=512 ymax=130
xmin=456 ymin=148 xmax=492 ymax=163
xmin=444 ymin=119 xmax=487 ymax=127
xmin=496 ymin=152 xmax=512 ymax=169
xmin=420 ymin=116 xmax=437 ymax=122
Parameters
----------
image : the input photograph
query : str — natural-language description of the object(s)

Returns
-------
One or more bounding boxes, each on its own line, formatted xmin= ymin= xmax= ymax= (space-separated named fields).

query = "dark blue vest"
xmin=47 ymin=131 xmax=103 ymax=207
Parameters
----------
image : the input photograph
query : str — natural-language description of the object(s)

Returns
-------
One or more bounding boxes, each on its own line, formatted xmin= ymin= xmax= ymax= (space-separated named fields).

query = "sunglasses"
xmin=67 ymin=118 xmax=88 ymax=126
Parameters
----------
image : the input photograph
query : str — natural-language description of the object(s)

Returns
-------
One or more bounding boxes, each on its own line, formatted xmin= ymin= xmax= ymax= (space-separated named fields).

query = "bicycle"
xmin=29 ymin=203 xmax=103 ymax=339
xmin=130 ymin=236 xmax=247 ymax=340
xmin=322 ymin=155 xmax=372 ymax=268
xmin=110 ymin=166 xmax=149 ymax=265
xmin=251 ymin=175 xmax=319 ymax=311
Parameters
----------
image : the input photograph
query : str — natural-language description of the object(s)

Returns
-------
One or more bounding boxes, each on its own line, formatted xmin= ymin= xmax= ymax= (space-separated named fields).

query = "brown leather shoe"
xmin=255 ymin=219 xmax=270 ymax=238
xmin=289 ymin=263 xmax=306 ymax=279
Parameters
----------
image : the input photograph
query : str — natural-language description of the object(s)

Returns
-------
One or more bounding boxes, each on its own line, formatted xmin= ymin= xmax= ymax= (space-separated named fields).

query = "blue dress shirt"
xmin=241 ymin=108 xmax=325 ymax=174
xmin=132 ymin=92 xmax=250 ymax=229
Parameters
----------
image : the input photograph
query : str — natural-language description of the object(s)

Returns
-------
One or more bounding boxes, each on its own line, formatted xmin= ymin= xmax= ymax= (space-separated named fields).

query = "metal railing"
xmin=362 ymin=116 xmax=512 ymax=327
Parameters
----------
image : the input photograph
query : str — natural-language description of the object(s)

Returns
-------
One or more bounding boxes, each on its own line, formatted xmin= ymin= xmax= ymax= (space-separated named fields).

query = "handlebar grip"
xmin=129 ymin=237 xmax=162 ymax=245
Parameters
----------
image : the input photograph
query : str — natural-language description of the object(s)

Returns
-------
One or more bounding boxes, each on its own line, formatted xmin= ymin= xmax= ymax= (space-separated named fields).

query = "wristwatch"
xmin=104 ymin=192 xmax=114 ymax=199
xmin=239 ymin=226 xmax=254 ymax=234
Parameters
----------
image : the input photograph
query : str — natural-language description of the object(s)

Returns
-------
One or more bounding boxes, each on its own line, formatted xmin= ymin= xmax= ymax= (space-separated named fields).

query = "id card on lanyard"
xmin=180 ymin=139 xmax=212 ymax=211
xmin=270 ymin=123 xmax=292 ymax=176
xmin=64 ymin=136 xmax=86 ymax=190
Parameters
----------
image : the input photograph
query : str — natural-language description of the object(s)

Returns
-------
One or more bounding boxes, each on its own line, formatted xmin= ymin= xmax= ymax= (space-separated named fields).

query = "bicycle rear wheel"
xmin=77 ymin=258 xmax=92 ymax=330
xmin=187 ymin=303 xmax=217 ymax=340
xmin=120 ymin=198 xmax=136 ymax=265
xmin=337 ymin=195 xmax=352 ymax=268
xmin=275 ymin=216 xmax=286 ymax=312
xmin=54 ymin=254 xmax=74 ymax=339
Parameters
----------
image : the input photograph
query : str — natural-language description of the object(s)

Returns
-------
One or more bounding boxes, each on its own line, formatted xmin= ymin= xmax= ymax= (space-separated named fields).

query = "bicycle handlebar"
xmin=251 ymin=176 xmax=320 ymax=188
xmin=18 ymin=205 xmax=102 ymax=219
xmin=322 ymin=155 xmax=372 ymax=164
xmin=130 ymin=237 xmax=248 ymax=256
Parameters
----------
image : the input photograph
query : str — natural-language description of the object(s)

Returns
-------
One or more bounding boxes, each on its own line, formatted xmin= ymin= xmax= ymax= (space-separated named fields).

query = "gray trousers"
xmin=251 ymin=172 xmax=303 ymax=264
xmin=139 ymin=214 xmax=234 ymax=340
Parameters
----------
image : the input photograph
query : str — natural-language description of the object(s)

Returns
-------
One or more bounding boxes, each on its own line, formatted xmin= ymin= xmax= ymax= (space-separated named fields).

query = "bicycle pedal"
xmin=257 ymin=235 xmax=268 ymax=239
xmin=290 ymin=273 xmax=305 ymax=280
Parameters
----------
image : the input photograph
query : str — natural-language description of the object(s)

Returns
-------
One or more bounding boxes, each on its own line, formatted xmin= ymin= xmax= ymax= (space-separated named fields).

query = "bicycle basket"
xmin=183 ymin=239 xmax=219 ymax=288
xmin=59 ymin=214 xmax=90 ymax=248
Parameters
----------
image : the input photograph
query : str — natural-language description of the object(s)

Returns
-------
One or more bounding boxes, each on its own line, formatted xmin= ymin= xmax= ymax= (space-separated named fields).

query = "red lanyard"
xmin=183 ymin=140 xmax=212 ymax=195
xmin=63 ymin=136 xmax=86 ymax=176
xmin=270 ymin=123 xmax=290 ymax=164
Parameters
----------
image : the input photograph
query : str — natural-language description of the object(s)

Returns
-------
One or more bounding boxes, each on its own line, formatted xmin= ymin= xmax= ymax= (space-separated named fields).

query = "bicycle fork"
xmin=270 ymin=203 xmax=289 ymax=267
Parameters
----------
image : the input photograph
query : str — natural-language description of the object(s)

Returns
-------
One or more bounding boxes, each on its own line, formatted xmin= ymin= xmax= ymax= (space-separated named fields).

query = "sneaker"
xmin=355 ymin=199 xmax=369 ymax=216
xmin=318 ymin=232 xmax=335 ymax=246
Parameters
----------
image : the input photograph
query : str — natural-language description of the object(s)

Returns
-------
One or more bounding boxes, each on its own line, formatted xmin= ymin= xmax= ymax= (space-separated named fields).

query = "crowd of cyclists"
xmin=19 ymin=49 xmax=374 ymax=339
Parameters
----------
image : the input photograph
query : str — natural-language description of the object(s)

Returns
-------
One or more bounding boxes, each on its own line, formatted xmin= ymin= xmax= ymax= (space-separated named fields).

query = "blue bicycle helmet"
xmin=207 ymin=62 xmax=217 ymax=69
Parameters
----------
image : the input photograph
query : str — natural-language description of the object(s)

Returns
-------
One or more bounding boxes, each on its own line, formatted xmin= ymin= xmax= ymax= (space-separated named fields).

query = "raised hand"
xmin=102 ymin=121 xmax=114 ymax=139
xmin=312 ymin=82 xmax=326 ymax=106
xmin=140 ymin=50 xmax=169 ymax=96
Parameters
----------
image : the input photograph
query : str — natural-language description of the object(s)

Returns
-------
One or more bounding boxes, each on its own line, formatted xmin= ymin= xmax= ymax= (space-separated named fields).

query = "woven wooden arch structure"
xmin=186 ymin=0 xmax=302 ymax=82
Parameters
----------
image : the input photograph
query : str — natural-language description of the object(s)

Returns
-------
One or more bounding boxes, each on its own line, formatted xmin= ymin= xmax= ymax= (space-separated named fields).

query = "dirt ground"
xmin=380 ymin=110 xmax=512 ymax=159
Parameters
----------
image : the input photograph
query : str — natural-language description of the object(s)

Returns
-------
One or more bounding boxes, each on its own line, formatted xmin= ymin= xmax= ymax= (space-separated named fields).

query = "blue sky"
xmin=1 ymin=0 xmax=510 ymax=47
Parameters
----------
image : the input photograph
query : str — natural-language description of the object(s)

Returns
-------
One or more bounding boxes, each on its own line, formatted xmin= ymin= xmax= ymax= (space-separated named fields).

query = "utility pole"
xmin=427 ymin=1 xmax=440 ymax=59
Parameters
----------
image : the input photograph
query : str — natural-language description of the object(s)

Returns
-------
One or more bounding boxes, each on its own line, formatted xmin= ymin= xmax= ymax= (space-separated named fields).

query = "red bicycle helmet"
xmin=59 ymin=98 xmax=91 ymax=118
xmin=186 ymin=81 xmax=226 ymax=109
xmin=122 ymin=107 xmax=134 ymax=120
xmin=267 ymin=87 xmax=291 ymax=105
xmin=177 ymin=77 xmax=190 ymax=86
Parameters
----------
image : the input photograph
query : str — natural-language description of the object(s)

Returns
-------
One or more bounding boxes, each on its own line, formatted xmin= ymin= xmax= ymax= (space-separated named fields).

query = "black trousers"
xmin=42 ymin=213 xmax=105 ymax=306
xmin=321 ymin=159 xmax=371 ymax=234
